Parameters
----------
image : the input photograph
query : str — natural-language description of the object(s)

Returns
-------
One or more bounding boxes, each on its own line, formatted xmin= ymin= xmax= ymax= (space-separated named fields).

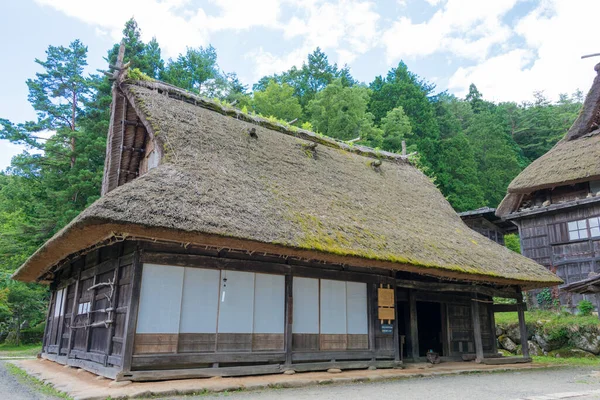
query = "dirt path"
xmin=0 ymin=361 xmax=61 ymax=400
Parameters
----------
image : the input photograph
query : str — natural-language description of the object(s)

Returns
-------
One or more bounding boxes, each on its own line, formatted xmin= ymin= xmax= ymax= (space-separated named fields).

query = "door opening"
xmin=416 ymin=302 xmax=443 ymax=356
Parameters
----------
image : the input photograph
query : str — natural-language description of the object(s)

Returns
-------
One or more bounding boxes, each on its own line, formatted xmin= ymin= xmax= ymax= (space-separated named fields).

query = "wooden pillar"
xmin=66 ymin=269 xmax=82 ymax=359
xmin=408 ymin=289 xmax=419 ymax=360
xmin=368 ymin=283 xmax=376 ymax=361
xmin=488 ymin=301 xmax=498 ymax=354
xmin=284 ymin=274 xmax=293 ymax=368
xmin=392 ymin=284 xmax=400 ymax=363
xmin=42 ymin=290 xmax=56 ymax=353
xmin=471 ymin=295 xmax=484 ymax=363
xmin=104 ymin=264 xmax=121 ymax=366
xmin=120 ymin=251 xmax=143 ymax=375
xmin=517 ymin=302 xmax=529 ymax=358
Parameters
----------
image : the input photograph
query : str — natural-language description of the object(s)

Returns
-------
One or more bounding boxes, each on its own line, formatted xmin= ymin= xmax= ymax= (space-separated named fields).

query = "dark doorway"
xmin=416 ymin=302 xmax=443 ymax=356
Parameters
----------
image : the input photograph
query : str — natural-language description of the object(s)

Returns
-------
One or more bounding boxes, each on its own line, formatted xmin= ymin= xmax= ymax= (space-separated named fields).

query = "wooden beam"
xmin=368 ymin=284 xmax=376 ymax=360
xmin=471 ymin=296 xmax=484 ymax=364
xmin=397 ymin=279 xmax=521 ymax=299
xmin=517 ymin=302 xmax=529 ymax=359
xmin=104 ymin=264 xmax=121 ymax=366
xmin=284 ymin=274 xmax=293 ymax=368
xmin=393 ymin=288 xmax=400 ymax=362
xmin=66 ymin=268 xmax=82 ymax=359
xmin=492 ymin=303 xmax=522 ymax=313
xmin=408 ymin=290 xmax=419 ymax=359
xmin=121 ymin=251 xmax=143 ymax=374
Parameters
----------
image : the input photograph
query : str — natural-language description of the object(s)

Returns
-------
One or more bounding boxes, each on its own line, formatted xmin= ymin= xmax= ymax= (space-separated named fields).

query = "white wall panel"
xmin=217 ymin=270 xmax=255 ymax=333
xmin=320 ymin=279 xmax=347 ymax=334
xmin=136 ymin=264 xmax=184 ymax=334
xmin=253 ymin=274 xmax=285 ymax=334
xmin=346 ymin=282 xmax=368 ymax=334
xmin=179 ymin=268 xmax=220 ymax=333
xmin=292 ymin=277 xmax=319 ymax=334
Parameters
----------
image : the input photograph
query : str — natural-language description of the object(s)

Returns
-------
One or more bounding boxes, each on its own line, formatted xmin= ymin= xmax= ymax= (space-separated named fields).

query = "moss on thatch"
xmin=12 ymin=81 xmax=561 ymax=287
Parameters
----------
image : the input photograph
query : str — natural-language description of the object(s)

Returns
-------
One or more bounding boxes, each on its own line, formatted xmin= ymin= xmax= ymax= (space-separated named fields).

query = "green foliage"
xmin=504 ymin=234 xmax=521 ymax=254
xmin=379 ymin=106 xmax=412 ymax=152
xmin=253 ymin=81 xmax=302 ymax=122
xmin=161 ymin=45 xmax=221 ymax=95
xmin=307 ymin=79 xmax=373 ymax=141
xmin=127 ymin=67 xmax=153 ymax=81
xmin=536 ymin=288 xmax=554 ymax=310
xmin=577 ymin=300 xmax=594 ymax=316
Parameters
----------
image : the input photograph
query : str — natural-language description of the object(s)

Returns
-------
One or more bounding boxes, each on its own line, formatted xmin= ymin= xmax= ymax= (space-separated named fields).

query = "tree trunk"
xmin=16 ymin=313 xmax=20 ymax=347
xmin=70 ymin=91 xmax=77 ymax=168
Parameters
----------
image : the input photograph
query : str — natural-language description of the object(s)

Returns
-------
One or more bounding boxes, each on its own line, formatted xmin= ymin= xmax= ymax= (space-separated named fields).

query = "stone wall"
xmin=496 ymin=321 xmax=600 ymax=358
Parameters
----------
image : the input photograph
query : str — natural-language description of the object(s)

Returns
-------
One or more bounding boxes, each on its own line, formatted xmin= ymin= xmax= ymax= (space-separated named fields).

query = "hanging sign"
xmin=381 ymin=323 xmax=393 ymax=334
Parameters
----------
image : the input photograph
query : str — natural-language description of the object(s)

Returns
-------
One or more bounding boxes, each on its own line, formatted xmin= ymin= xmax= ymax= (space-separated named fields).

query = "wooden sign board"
xmin=378 ymin=288 xmax=394 ymax=307
xmin=378 ymin=307 xmax=395 ymax=320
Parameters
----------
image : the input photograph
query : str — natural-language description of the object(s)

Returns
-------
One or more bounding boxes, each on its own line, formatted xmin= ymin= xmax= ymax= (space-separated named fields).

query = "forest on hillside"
xmin=0 ymin=19 xmax=584 ymax=341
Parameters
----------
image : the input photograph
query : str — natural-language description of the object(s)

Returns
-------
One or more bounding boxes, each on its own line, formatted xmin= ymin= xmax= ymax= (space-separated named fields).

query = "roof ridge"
xmin=125 ymin=79 xmax=412 ymax=163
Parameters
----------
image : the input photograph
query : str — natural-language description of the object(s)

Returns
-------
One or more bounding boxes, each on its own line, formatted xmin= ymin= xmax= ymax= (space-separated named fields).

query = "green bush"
xmin=536 ymin=288 xmax=553 ymax=309
xmin=578 ymin=300 xmax=595 ymax=316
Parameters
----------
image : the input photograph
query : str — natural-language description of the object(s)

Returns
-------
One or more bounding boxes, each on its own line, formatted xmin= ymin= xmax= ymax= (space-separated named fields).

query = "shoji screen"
xmin=134 ymin=265 xmax=285 ymax=354
xmin=292 ymin=278 xmax=368 ymax=351
xmin=178 ymin=268 xmax=220 ymax=352
xmin=135 ymin=264 xmax=184 ymax=353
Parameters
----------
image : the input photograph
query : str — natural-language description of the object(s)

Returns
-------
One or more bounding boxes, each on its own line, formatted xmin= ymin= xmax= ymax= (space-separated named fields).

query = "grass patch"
xmin=5 ymin=362 xmax=72 ymax=399
xmin=532 ymin=356 xmax=600 ymax=366
xmin=495 ymin=310 xmax=600 ymax=328
xmin=0 ymin=343 xmax=41 ymax=358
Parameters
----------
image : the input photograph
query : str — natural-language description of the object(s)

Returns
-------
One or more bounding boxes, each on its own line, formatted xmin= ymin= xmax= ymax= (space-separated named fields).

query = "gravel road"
xmin=186 ymin=367 xmax=600 ymax=400
xmin=0 ymin=360 xmax=60 ymax=400
xmin=2 ymin=361 xmax=600 ymax=400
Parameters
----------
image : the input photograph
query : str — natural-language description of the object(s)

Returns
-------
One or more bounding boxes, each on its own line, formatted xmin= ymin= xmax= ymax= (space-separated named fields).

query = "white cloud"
xmin=34 ymin=0 xmax=282 ymax=57
xmin=447 ymin=0 xmax=600 ymax=102
xmin=382 ymin=0 xmax=517 ymax=63
xmin=245 ymin=0 xmax=380 ymax=82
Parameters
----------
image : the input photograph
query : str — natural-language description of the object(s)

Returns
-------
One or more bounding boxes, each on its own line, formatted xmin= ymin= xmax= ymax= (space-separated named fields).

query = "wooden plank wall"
xmin=518 ymin=203 xmax=600 ymax=310
xmin=42 ymin=241 xmax=136 ymax=373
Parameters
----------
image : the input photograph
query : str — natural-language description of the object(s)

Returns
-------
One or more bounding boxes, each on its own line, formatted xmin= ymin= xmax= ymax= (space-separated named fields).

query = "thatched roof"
xmin=498 ymin=63 xmax=600 ymax=213
xmin=12 ymin=80 xmax=560 ymax=288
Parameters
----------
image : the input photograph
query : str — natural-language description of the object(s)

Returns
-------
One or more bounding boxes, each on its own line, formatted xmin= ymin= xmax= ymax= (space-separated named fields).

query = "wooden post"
xmin=517 ymin=302 xmax=529 ymax=358
xmin=66 ymin=268 xmax=82 ymax=359
xmin=104 ymin=265 xmax=121 ymax=366
xmin=368 ymin=283 xmax=376 ymax=361
xmin=284 ymin=274 xmax=293 ymax=368
xmin=471 ymin=295 xmax=484 ymax=363
xmin=393 ymin=288 xmax=400 ymax=363
xmin=121 ymin=250 xmax=143 ymax=374
xmin=401 ymin=140 xmax=407 ymax=156
xmin=408 ymin=290 xmax=419 ymax=360
xmin=488 ymin=301 xmax=498 ymax=354
xmin=42 ymin=290 xmax=56 ymax=353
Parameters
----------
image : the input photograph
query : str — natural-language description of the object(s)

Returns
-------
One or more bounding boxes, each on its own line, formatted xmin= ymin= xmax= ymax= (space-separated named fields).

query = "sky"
xmin=1 ymin=0 xmax=599 ymax=170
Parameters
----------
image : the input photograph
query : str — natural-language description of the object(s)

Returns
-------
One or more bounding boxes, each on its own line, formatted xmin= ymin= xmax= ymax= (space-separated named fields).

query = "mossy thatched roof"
xmin=12 ymin=80 xmax=560 ymax=288
xmin=503 ymin=64 xmax=600 ymax=196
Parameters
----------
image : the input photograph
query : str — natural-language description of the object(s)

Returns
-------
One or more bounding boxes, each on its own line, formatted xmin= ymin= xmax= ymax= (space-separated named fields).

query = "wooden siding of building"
xmin=517 ymin=202 xmax=600 ymax=310
xmin=462 ymin=217 xmax=506 ymax=246
xmin=41 ymin=240 xmax=516 ymax=381
xmin=42 ymin=241 xmax=136 ymax=379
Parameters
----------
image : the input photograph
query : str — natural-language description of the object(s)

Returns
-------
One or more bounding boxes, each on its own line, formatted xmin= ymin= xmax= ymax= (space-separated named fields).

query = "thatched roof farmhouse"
xmin=497 ymin=63 xmax=600 ymax=312
xmin=12 ymin=50 xmax=558 ymax=381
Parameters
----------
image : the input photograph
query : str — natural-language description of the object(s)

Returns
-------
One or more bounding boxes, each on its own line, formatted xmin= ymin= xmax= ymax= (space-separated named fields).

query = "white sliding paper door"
xmin=136 ymin=264 xmax=184 ymax=334
xmin=292 ymin=277 xmax=368 ymax=351
xmin=292 ymin=277 xmax=319 ymax=334
xmin=217 ymin=270 xmax=255 ymax=334
xmin=179 ymin=268 xmax=220 ymax=333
